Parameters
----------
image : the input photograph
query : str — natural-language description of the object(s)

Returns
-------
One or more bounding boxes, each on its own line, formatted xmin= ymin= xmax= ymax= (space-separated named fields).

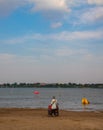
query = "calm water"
xmin=0 ymin=88 xmax=103 ymax=111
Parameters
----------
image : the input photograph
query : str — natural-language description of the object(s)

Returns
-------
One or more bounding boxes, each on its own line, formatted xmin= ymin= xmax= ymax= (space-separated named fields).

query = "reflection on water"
xmin=0 ymin=88 xmax=103 ymax=111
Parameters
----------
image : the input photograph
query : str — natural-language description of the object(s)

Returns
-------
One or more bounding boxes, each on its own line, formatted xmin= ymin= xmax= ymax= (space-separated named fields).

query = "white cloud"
xmin=51 ymin=22 xmax=62 ymax=28
xmin=0 ymin=0 xmax=71 ymax=22
xmin=2 ymin=29 xmax=103 ymax=45
xmin=87 ymin=0 xmax=103 ymax=5
xmin=0 ymin=0 xmax=71 ymax=16
xmin=80 ymin=7 xmax=103 ymax=24
xmin=67 ymin=0 xmax=86 ymax=7
xmin=0 ymin=0 xmax=86 ymax=17
xmin=1 ymin=33 xmax=46 ymax=44
xmin=29 ymin=0 xmax=70 ymax=12
xmin=48 ymin=30 xmax=103 ymax=41
xmin=28 ymin=0 xmax=71 ymax=21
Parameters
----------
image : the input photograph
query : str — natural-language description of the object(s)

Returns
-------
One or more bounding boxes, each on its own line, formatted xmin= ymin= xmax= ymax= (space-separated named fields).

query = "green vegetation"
xmin=0 ymin=82 xmax=103 ymax=88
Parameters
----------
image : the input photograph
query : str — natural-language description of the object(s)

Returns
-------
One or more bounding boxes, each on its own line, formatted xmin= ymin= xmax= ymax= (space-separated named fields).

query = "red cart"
xmin=48 ymin=104 xmax=59 ymax=116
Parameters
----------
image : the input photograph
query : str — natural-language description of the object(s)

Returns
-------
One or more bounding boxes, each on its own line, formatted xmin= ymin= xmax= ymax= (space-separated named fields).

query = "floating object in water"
xmin=82 ymin=97 xmax=90 ymax=104
xmin=34 ymin=91 xmax=39 ymax=94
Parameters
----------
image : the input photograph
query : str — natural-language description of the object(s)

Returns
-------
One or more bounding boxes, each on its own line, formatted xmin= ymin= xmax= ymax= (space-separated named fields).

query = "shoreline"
xmin=0 ymin=108 xmax=103 ymax=130
xmin=0 ymin=106 xmax=103 ymax=112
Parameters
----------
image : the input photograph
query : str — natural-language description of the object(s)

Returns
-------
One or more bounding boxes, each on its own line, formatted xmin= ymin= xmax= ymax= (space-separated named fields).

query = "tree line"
xmin=0 ymin=82 xmax=103 ymax=88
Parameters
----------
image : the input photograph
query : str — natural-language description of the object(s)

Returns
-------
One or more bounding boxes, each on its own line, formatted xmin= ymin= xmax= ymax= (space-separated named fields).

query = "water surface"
xmin=0 ymin=88 xmax=103 ymax=111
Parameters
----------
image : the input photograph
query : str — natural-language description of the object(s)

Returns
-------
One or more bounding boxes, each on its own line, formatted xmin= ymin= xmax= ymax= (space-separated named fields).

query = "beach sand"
xmin=0 ymin=108 xmax=103 ymax=130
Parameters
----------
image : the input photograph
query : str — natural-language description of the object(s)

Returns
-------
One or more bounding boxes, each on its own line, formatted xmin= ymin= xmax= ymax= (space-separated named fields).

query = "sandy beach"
xmin=0 ymin=108 xmax=103 ymax=130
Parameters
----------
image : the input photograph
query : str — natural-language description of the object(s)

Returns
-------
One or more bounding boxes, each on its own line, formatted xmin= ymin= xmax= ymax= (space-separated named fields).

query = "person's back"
xmin=48 ymin=96 xmax=59 ymax=116
xmin=51 ymin=96 xmax=57 ymax=109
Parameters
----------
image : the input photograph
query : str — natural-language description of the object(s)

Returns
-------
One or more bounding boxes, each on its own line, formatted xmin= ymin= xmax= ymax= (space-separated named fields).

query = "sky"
xmin=0 ymin=0 xmax=103 ymax=84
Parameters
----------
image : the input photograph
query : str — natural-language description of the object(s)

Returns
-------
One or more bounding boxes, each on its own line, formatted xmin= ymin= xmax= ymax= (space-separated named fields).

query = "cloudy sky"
xmin=0 ymin=0 xmax=103 ymax=84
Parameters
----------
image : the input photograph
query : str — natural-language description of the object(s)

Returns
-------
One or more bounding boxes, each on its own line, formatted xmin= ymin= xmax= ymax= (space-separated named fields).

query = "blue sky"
xmin=0 ymin=0 xmax=103 ymax=83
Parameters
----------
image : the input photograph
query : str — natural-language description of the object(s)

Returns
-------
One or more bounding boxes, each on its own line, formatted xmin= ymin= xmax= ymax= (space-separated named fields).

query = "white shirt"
xmin=51 ymin=99 xmax=57 ymax=109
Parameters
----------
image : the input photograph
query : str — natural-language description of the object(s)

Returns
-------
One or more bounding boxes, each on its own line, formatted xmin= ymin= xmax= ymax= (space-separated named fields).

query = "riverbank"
xmin=0 ymin=108 xmax=103 ymax=130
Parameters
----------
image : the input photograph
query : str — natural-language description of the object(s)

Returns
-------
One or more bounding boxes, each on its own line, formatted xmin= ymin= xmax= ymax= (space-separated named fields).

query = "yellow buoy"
xmin=82 ymin=98 xmax=90 ymax=105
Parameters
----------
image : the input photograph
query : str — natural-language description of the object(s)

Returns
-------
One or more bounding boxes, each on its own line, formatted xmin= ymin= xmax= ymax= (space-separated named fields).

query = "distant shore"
xmin=0 ymin=82 xmax=103 ymax=88
xmin=0 ymin=108 xmax=103 ymax=130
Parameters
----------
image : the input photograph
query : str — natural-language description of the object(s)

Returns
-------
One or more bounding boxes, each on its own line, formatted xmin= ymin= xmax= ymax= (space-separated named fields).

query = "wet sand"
xmin=0 ymin=108 xmax=103 ymax=130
